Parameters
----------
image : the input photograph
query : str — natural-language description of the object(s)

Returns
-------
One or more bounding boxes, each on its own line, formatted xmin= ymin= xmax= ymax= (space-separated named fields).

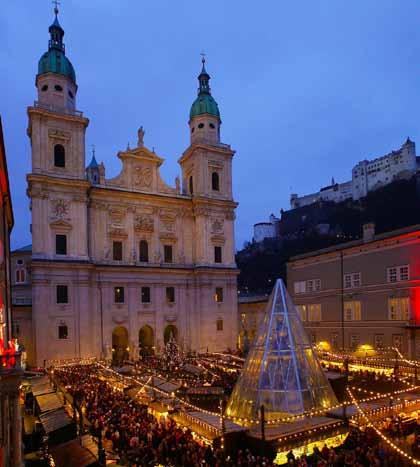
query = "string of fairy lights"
xmin=50 ymin=346 xmax=420 ymax=443
xmin=348 ymin=387 xmax=420 ymax=465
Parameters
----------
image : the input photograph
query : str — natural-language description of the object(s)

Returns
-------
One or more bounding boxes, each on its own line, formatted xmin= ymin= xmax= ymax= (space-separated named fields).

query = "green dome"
xmin=189 ymin=59 xmax=220 ymax=121
xmin=38 ymin=49 xmax=76 ymax=84
xmin=190 ymin=93 xmax=220 ymax=119
xmin=37 ymin=13 xmax=76 ymax=84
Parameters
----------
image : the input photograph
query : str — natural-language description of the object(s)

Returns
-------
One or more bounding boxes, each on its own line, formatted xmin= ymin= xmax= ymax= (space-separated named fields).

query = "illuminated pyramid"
xmin=226 ymin=279 xmax=337 ymax=424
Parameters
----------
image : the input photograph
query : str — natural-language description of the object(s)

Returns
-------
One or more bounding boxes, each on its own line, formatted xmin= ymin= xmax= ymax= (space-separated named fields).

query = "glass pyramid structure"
xmin=226 ymin=279 xmax=337 ymax=424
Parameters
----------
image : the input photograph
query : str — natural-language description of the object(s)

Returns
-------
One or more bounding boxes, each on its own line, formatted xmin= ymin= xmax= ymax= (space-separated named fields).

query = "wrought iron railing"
xmin=33 ymin=101 xmax=84 ymax=117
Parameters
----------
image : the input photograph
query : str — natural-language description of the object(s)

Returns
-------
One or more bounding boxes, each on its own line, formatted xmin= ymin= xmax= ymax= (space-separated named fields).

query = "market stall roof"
xmin=49 ymin=438 xmax=97 ymax=467
xmin=39 ymin=409 xmax=73 ymax=434
xmin=36 ymin=392 xmax=63 ymax=414
xmin=30 ymin=376 xmax=54 ymax=396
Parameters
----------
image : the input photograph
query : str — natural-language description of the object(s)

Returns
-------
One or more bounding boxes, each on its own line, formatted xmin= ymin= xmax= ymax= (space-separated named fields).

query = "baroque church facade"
xmin=27 ymin=11 xmax=238 ymax=366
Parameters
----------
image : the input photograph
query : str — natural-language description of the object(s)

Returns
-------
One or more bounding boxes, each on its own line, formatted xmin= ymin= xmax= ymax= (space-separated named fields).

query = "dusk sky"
xmin=2 ymin=0 xmax=420 ymax=250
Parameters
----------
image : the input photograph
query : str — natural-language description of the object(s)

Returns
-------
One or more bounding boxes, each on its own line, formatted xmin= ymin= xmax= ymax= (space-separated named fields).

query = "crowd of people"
xmin=51 ymin=361 xmax=420 ymax=466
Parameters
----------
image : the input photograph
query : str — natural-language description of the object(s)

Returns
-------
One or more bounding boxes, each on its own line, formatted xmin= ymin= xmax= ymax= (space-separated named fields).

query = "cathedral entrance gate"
xmin=139 ymin=325 xmax=154 ymax=356
xmin=112 ymin=326 xmax=128 ymax=365
xmin=163 ymin=325 xmax=178 ymax=345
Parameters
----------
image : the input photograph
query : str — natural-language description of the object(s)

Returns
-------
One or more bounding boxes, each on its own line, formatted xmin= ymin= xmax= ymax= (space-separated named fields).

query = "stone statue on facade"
xmin=138 ymin=126 xmax=145 ymax=148
xmin=175 ymin=176 xmax=180 ymax=194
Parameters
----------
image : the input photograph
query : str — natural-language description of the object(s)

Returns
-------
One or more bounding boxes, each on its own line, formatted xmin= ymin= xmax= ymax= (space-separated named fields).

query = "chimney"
xmin=362 ymin=223 xmax=375 ymax=243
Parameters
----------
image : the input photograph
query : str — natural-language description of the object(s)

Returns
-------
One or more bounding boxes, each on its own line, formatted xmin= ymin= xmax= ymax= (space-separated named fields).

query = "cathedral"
xmin=27 ymin=10 xmax=238 ymax=366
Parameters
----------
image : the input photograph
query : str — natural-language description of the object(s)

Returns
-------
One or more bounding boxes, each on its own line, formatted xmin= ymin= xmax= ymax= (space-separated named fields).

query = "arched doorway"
xmin=112 ymin=326 xmax=128 ymax=365
xmin=163 ymin=325 xmax=178 ymax=345
xmin=139 ymin=325 xmax=154 ymax=356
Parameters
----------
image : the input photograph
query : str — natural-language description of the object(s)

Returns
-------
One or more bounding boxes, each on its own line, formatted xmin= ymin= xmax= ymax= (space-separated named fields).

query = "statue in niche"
xmin=138 ymin=126 xmax=145 ymax=148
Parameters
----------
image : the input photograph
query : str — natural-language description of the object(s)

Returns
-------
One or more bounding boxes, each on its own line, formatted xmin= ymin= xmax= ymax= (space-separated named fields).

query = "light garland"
xmin=348 ymin=387 xmax=420 ymax=465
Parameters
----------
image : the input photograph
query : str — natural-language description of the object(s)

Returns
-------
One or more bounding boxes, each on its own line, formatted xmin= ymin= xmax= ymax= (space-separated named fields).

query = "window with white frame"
xmin=294 ymin=281 xmax=306 ymax=294
xmin=387 ymin=265 xmax=410 ymax=283
xmin=294 ymin=279 xmax=321 ymax=295
xmin=388 ymin=297 xmax=410 ymax=321
xmin=344 ymin=301 xmax=361 ymax=321
xmin=15 ymin=269 xmax=26 ymax=283
xmin=344 ymin=272 xmax=361 ymax=289
xmin=307 ymin=304 xmax=321 ymax=321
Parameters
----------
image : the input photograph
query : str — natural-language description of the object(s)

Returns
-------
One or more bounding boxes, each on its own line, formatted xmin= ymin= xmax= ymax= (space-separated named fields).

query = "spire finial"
xmin=200 ymin=51 xmax=206 ymax=72
xmin=53 ymin=0 xmax=60 ymax=17
xmin=92 ymin=144 xmax=96 ymax=158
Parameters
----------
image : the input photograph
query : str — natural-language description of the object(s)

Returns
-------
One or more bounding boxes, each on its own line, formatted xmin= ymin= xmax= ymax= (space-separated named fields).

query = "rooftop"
xmin=289 ymin=223 xmax=420 ymax=262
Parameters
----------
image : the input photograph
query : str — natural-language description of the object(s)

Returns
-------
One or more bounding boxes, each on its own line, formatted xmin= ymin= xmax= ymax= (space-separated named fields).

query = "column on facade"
xmin=77 ymin=274 xmax=92 ymax=359
xmin=128 ymin=283 xmax=138 ymax=360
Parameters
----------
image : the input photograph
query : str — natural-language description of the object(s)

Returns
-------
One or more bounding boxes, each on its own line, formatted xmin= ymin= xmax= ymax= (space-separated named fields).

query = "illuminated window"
xmin=388 ymin=297 xmax=410 ymax=321
xmin=297 ymin=305 xmax=307 ymax=321
xmin=307 ymin=304 xmax=321 ymax=321
xmin=114 ymin=287 xmax=125 ymax=303
xmin=139 ymin=240 xmax=149 ymax=262
xmin=166 ymin=287 xmax=175 ymax=303
xmin=54 ymin=144 xmax=65 ymax=168
xmin=141 ymin=286 xmax=150 ymax=303
xmin=55 ymin=234 xmax=67 ymax=255
xmin=215 ymin=287 xmax=223 ymax=303
xmin=387 ymin=265 xmax=409 ymax=283
xmin=113 ymin=241 xmax=123 ymax=261
xmin=216 ymin=319 xmax=223 ymax=331
xmin=344 ymin=301 xmax=361 ymax=321
xmin=392 ymin=334 xmax=403 ymax=350
xmin=56 ymin=285 xmax=68 ymax=304
xmin=344 ymin=273 xmax=361 ymax=289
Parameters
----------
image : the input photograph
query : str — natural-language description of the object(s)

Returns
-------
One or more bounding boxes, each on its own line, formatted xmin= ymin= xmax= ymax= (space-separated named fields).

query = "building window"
xmin=216 ymin=319 xmax=223 ymax=331
xmin=344 ymin=301 xmax=361 ymax=321
xmin=387 ymin=265 xmax=410 ymax=283
xmin=294 ymin=279 xmax=321 ymax=294
xmin=58 ymin=324 xmax=68 ymax=339
xmin=344 ymin=272 xmax=361 ymax=289
xmin=56 ymin=285 xmax=68 ymax=304
xmin=214 ymin=246 xmax=222 ymax=264
xmin=55 ymin=234 xmax=67 ymax=255
xmin=16 ymin=269 xmax=26 ymax=283
xmin=189 ymin=176 xmax=193 ymax=195
xmin=166 ymin=287 xmax=175 ymax=303
xmin=141 ymin=286 xmax=151 ymax=303
xmin=212 ymin=172 xmax=220 ymax=191
xmin=294 ymin=281 xmax=306 ymax=294
xmin=215 ymin=287 xmax=223 ymax=303
xmin=164 ymin=245 xmax=173 ymax=263
xmin=392 ymin=334 xmax=403 ymax=350
xmin=374 ymin=334 xmax=385 ymax=349
xmin=388 ymin=297 xmax=410 ymax=321
xmin=350 ymin=334 xmax=360 ymax=350
xmin=307 ymin=304 xmax=321 ymax=321
xmin=297 ymin=305 xmax=307 ymax=321
xmin=113 ymin=241 xmax=123 ymax=261
xmin=114 ymin=287 xmax=125 ymax=303
xmin=54 ymin=144 xmax=65 ymax=168
xmin=139 ymin=240 xmax=149 ymax=262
